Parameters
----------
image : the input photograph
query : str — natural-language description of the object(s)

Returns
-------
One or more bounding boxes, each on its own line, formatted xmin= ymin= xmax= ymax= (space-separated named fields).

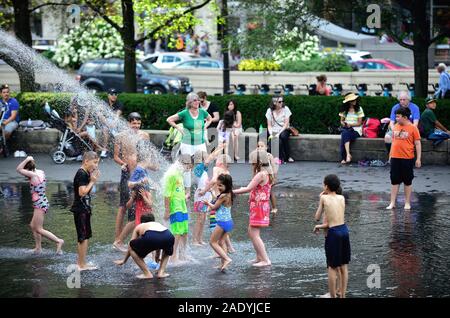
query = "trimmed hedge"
xmin=13 ymin=93 xmax=450 ymax=134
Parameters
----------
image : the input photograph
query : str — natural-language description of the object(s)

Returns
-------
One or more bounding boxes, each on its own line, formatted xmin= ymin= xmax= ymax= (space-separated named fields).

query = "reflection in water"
xmin=0 ymin=182 xmax=449 ymax=298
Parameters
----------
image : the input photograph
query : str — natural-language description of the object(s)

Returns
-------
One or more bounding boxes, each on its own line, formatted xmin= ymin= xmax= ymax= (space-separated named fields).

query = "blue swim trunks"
xmin=325 ymin=224 xmax=351 ymax=268
xmin=217 ymin=220 xmax=234 ymax=233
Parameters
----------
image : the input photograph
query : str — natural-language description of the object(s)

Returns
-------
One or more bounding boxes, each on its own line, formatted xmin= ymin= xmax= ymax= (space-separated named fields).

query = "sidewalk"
xmin=1 ymin=155 xmax=449 ymax=193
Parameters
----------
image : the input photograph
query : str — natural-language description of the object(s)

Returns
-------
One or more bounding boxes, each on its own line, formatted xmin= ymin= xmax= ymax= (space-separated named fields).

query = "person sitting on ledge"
xmin=420 ymin=97 xmax=450 ymax=146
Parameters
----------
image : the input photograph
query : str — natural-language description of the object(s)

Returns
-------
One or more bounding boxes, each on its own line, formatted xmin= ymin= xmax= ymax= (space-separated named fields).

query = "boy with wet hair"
xmin=114 ymin=214 xmax=174 ymax=279
xmin=71 ymin=151 xmax=100 ymax=271
xmin=163 ymin=154 xmax=193 ymax=263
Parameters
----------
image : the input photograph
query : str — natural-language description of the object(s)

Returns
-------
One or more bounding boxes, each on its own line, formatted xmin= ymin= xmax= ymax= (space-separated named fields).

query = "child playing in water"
xmin=128 ymin=149 xmax=158 ymax=225
xmin=217 ymin=111 xmax=235 ymax=156
xmin=257 ymin=141 xmax=280 ymax=214
xmin=16 ymin=156 xmax=64 ymax=254
xmin=313 ymin=174 xmax=350 ymax=298
xmin=163 ymin=154 xmax=192 ymax=263
xmin=70 ymin=151 xmax=100 ymax=271
xmin=204 ymin=174 xmax=234 ymax=271
xmin=234 ymin=149 xmax=273 ymax=267
xmin=199 ymin=152 xmax=235 ymax=254
xmin=192 ymin=150 xmax=212 ymax=246
xmin=114 ymin=214 xmax=174 ymax=279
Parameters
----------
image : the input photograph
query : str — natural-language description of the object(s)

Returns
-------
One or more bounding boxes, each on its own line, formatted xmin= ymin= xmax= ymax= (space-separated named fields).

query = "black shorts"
xmin=390 ymin=158 xmax=415 ymax=186
xmin=130 ymin=229 xmax=175 ymax=259
xmin=73 ymin=210 xmax=92 ymax=243
xmin=119 ymin=169 xmax=130 ymax=207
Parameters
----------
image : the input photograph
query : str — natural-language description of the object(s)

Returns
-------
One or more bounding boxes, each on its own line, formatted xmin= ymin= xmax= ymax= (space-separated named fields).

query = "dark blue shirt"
xmin=1 ymin=97 xmax=20 ymax=122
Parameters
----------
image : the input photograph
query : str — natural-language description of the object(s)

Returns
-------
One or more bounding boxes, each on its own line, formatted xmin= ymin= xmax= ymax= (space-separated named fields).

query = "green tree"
xmin=308 ymin=0 xmax=450 ymax=97
xmin=85 ymin=0 xmax=212 ymax=93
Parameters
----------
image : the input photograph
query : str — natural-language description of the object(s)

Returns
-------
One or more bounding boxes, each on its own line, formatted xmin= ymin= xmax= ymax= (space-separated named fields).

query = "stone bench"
xmin=8 ymin=128 xmax=450 ymax=165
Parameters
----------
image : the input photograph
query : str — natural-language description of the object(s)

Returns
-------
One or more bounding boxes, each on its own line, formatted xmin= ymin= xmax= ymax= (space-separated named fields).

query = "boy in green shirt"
xmin=421 ymin=97 xmax=450 ymax=146
xmin=164 ymin=154 xmax=193 ymax=263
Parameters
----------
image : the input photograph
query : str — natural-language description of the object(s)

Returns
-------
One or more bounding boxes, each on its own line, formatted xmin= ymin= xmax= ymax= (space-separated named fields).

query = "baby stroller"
xmin=44 ymin=103 xmax=93 ymax=164
xmin=160 ymin=124 xmax=183 ymax=161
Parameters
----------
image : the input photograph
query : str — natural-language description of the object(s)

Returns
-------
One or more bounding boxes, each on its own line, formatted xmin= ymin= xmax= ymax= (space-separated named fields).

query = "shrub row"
xmin=14 ymin=93 xmax=450 ymax=134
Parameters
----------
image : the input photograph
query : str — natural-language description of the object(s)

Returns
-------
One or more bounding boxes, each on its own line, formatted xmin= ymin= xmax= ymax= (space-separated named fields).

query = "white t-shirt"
xmin=193 ymin=169 xmax=212 ymax=202
xmin=265 ymin=106 xmax=292 ymax=134
xmin=217 ymin=120 xmax=231 ymax=143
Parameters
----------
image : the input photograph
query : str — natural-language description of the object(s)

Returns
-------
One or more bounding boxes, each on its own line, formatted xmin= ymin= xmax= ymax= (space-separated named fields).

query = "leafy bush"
xmin=280 ymin=54 xmax=353 ymax=72
xmin=238 ymin=59 xmax=281 ymax=71
xmin=14 ymin=93 xmax=450 ymax=134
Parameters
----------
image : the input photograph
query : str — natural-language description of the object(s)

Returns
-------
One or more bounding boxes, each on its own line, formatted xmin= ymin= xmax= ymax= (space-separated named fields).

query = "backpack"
xmin=362 ymin=118 xmax=381 ymax=138
xmin=378 ymin=118 xmax=390 ymax=138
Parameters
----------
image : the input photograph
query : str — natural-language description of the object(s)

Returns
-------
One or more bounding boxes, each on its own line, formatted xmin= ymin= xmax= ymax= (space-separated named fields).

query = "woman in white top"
xmin=339 ymin=92 xmax=365 ymax=164
xmin=265 ymin=96 xmax=294 ymax=163
xmin=226 ymin=100 xmax=243 ymax=160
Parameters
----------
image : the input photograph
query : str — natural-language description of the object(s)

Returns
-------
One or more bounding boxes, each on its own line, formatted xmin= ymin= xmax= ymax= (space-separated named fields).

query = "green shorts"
xmin=169 ymin=211 xmax=189 ymax=235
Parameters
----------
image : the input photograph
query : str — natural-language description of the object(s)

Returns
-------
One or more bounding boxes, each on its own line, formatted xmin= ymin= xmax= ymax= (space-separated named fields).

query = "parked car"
xmin=142 ymin=52 xmax=199 ymax=69
xmin=343 ymin=49 xmax=372 ymax=62
xmin=174 ymin=58 xmax=223 ymax=69
xmin=355 ymin=59 xmax=412 ymax=70
xmin=76 ymin=58 xmax=193 ymax=94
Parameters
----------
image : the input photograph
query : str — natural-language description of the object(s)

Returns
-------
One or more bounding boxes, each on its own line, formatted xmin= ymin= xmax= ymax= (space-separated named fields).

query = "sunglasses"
xmin=129 ymin=117 xmax=141 ymax=122
xmin=109 ymin=93 xmax=118 ymax=96
xmin=277 ymin=100 xmax=284 ymax=103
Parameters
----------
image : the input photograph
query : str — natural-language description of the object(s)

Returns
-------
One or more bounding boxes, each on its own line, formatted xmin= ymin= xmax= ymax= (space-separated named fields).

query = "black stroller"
xmin=44 ymin=103 xmax=93 ymax=164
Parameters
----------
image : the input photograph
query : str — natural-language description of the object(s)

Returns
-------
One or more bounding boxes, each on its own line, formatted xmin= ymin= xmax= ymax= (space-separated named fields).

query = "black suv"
xmin=76 ymin=58 xmax=193 ymax=94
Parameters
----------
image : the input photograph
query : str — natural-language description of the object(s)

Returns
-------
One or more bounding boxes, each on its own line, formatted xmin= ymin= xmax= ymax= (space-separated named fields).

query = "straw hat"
xmin=342 ymin=92 xmax=359 ymax=104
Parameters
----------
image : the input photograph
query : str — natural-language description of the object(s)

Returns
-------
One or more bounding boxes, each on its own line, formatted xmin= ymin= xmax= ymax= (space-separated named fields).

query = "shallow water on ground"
xmin=0 ymin=182 xmax=449 ymax=298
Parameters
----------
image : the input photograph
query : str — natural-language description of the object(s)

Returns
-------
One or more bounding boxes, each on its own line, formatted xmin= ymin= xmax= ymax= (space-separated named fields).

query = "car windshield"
xmin=140 ymin=60 xmax=162 ymax=74
xmin=387 ymin=60 xmax=410 ymax=68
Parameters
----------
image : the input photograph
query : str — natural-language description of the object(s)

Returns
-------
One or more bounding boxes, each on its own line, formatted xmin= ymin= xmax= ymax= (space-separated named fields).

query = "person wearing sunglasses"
xmin=265 ymin=97 xmax=294 ymax=164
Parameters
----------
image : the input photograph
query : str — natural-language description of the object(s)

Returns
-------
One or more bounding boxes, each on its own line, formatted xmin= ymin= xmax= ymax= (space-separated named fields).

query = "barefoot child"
xmin=386 ymin=107 xmax=422 ymax=210
xmin=233 ymin=149 xmax=273 ymax=267
xmin=163 ymin=154 xmax=193 ymax=263
xmin=204 ymin=174 xmax=234 ymax=271
xmin=313 ymin=174 xmax=350 ymax=298
xmin=257 ymin=141 xmax=280 ymax=214
xmin=114 ymin=214 xmax=174 ymax=279
xmin=70 ymin=151 xmax=100 ymax=271
xmin=199 ymin=151 xmax=235 ymax=254
xmin=16 ymin=156 xmax=64 ymax=254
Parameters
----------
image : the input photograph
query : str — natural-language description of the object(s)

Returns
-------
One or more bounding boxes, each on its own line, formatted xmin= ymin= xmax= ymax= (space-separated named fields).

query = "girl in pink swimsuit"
xmin=233 ymin=149 xmax=273 ymax=267
xmin=16 ymin=156 xmax=64 ymax=254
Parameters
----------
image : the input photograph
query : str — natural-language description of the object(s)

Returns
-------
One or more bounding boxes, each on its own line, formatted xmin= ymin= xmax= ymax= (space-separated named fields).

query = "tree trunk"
xmin=12 ymin=0 xmax=32 ymax=47
xmin=122 ymin=0 xmax=137 ymax=93
xmin=411 ymin=0 xmax=430 ymax=98
xmin=220 ymin=0 xmax=230 ymax=95
xmin=9 ymin=0 xmax=37 ymax=92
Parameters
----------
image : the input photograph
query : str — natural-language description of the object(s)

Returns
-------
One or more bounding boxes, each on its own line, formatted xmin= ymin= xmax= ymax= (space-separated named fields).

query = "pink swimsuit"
xmin=248 ymin=182 xmax=271 ymax=227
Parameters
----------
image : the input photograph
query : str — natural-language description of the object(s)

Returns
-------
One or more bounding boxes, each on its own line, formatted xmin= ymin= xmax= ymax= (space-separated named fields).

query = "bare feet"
xmin=248 ymin=258 xmax=260 ymax=264
xmin=221 ymin=259 xmax=232 ymax=272
xmin=340 ymin=160 xmax=347 ymax=165
xmin=78 ymin=264 xmax=98 ymax=271
xmin=252 ymin=261 xmax=271 ymax=267
xmin=56 ymin=239 xmax=64 ymax=255
xmin=157 ymin=272 xmax=170 ymax=278
xmin=114 ymin=259 xmax=125 ymax=266
xmin=386 ymin=203 xmax=396 ymax=210
xmin=199 ymin=241 xmax=207 ymax=246
xmin=136 ymin=273 xmax=153 ymax=279
xmin=32 ymin=248 xmax=42 ymax=254
xmin=113 ymin=242 xmax=127 ymax=253
xmin=404 ymin=204 xmax=411 ymax=210
xmin=346 ymin=154 xmax=352 ymax=163
xmin=271 ymin=208 xmax=278 ymax=214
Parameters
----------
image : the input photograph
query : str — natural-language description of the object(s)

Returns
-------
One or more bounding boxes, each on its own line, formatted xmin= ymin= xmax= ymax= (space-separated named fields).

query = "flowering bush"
xmin=273 ymin=28 xmax=320 ymax=64
xmin=238 ymin=59 xmax=281 ymax=71
xmin=52 ymin=19 xmax=137 ymax=69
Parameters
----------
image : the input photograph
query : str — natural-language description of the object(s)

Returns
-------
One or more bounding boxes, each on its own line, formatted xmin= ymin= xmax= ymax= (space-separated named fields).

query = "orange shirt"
xmin=391 ymin=123 xmax=421 ymax=159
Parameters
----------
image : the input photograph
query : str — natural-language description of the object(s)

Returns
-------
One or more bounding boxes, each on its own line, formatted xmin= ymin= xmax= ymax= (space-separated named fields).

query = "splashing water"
xmin=0 ymin=29 xmax=171 ymax=221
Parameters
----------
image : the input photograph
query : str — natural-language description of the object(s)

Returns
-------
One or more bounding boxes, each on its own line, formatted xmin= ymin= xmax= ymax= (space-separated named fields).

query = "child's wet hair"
xmin=217 ymin=174 xmax=234 ymax=203
xmin=140 ymin=214 xmax=155 ymax=223
xmin=83 ymin=151 xmax=98 ymax=162
xmin=324 ymin=174 xmax=343 ymax=194
xmin=178 ymin=153 xmax=193 ymax=165
xmin=24 ymin=160 xmax=36 ymax=171
xmin=193 ymin=150 xmax=208 ymax=164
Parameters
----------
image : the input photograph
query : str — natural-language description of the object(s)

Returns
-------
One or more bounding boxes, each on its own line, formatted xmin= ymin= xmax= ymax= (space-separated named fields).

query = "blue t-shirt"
xmin=389 ymin=103 xmax=420 ymax=124
xmin=1 ymin=98 xmax=20 ymax=122
xmin=130 ymin=166 xmax=151 ymax=191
